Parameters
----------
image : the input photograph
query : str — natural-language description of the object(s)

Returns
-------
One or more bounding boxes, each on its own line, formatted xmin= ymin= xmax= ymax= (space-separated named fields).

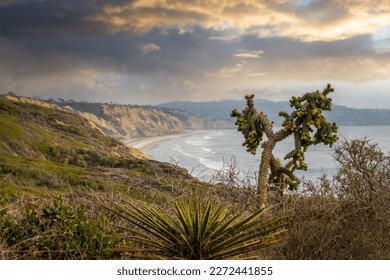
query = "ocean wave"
xmin=202 ymin=147 xmax=215 ymax=154
xmin=171 ymin=143 xmax=222 ymax=170
xmin=185 ymin=139 xmax=207 ymax=146
xmin=199 ymin=158 xmax=224 ymax=170
xmin=171 ymin=144 xmax=206 ymax=161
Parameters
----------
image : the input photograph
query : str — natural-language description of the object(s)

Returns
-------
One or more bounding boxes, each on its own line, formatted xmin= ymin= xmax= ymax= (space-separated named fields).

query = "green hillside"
xmin=0 ymin=97 xmax=141 ymax=161
xmin=0 ymin=96 xmax=199 ymax=202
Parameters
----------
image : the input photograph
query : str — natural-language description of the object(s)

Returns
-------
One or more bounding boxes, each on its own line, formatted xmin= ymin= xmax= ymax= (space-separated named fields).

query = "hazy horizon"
xmin=5 ymin=90 xmax=390 ymax=111
xmin=1 ymin=1 xmax=390 ymax=108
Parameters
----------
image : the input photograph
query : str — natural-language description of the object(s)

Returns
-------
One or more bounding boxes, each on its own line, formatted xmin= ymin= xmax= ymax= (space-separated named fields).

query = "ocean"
xmin=137 ymin=126 xmax=390 ymax=183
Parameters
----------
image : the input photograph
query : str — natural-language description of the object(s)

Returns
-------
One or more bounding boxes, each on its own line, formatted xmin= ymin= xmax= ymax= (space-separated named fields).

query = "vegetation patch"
xmin=0 ymin=116 xmax=23 ymax=150
xmin=0 ymin=196 xmax=127 ymax=259
xmin=105 ymin=197 xmax=287 ymax=259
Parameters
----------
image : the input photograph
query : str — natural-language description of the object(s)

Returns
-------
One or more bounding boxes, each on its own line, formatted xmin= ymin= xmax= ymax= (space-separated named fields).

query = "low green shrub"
xmin=0 ymin=195 xmax=128 ymax=259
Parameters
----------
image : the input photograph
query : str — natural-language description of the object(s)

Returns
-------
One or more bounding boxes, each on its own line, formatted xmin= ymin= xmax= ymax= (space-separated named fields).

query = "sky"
xmin=0 ymin=0 xmax=390 ymax=108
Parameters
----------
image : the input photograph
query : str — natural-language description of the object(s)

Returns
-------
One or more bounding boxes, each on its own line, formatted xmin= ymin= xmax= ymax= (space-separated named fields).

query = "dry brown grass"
xmin=268 ymin=138 xmax=390 ymax=259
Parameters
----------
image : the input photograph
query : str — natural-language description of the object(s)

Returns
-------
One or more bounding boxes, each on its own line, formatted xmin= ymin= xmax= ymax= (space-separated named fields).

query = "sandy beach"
xmin=122 ymin=131 xmax=195 ymax=151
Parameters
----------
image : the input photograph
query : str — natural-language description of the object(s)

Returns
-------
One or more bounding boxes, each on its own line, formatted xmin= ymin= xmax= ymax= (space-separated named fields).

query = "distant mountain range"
xmin=159 ymin=99 xmax=390 ymax=126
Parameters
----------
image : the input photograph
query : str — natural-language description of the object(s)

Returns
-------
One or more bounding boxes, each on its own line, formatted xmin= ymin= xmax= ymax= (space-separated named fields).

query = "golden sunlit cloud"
xmin=92 ymin=0 xmax=390 ymax=42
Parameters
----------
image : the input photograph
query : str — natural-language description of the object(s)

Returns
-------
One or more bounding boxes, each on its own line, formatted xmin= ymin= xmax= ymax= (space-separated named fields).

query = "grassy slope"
xmin=0 ymin=97 xmax=201 ymax=206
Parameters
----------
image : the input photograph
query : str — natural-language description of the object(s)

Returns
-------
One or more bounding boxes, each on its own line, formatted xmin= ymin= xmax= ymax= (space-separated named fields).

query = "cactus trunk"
xmin=258 ymin=140 xmax=276 ymax=208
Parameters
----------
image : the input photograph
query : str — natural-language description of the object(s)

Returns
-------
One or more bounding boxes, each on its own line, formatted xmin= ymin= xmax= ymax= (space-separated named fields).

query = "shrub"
xmin=333 ymin=137 xmax=390 ymax=203
xmin=277 ymin=138 xmax=390 ymax=259
xmin=0 ymin=195 xmax=127 ymax=259
xmin=105 ymin=197 xmax=288 ymax=259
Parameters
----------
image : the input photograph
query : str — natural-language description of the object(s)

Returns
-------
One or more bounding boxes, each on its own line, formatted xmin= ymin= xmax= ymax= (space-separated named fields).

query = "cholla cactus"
xmin=232 ymin=84 xmax=338 ymax=207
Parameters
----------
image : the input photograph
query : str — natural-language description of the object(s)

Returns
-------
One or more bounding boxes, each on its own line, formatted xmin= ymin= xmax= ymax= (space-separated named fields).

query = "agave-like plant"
xmin=105 ymin=198 xmax=287 ymax=259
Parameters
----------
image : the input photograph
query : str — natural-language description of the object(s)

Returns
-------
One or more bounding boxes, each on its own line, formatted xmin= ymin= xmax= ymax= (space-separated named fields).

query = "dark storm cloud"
xmin=1 ymin=1 xmax=96 ymax=38
xmin=0 ymin=0 xmax=140 ymax=38
xmin=0 ymin=22 xmax=235 ymax=80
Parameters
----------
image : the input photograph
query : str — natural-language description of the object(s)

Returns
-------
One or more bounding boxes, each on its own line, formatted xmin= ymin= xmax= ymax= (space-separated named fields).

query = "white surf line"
xmin=122 ymin=131 xmax=195 ymax=151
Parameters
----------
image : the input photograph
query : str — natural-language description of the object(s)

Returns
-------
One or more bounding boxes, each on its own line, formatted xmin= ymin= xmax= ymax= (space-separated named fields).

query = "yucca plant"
xmin=105 ymin=198 xmax=288 ymax=259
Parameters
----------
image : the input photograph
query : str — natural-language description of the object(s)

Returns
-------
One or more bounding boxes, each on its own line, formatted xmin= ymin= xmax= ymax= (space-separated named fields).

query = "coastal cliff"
xmin=63 ymin=102 xmax=233 ymax=139
xmin=2 ymin=94 xmax=233 ymax=139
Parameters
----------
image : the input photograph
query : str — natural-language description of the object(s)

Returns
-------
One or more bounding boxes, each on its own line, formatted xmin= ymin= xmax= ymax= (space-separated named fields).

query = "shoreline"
xmin=121 ymin=131 xmax=195 ymax=151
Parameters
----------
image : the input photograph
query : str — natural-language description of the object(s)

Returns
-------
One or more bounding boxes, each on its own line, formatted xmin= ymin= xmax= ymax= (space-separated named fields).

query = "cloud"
xmin=88 ymin=0 xmax=390 ymax=42
xmin=1 ymin=0 xmax=390 ymax=108
xmin=0 ymin=0 xmax=29 ymax=8
xmin=2 ymin=1 xmax=390 ymax=43
xmin=234 ymin=50 xmax=264 ymax=58
xmin=137 ymin=42 xmax=161 ymax=55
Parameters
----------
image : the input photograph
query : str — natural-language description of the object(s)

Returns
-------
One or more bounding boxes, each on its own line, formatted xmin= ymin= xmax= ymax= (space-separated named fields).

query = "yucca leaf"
xmin=207 ymin=212 xmax=242 ymax=241
xmin=212 ymin=224 xmax=287 ymax=256
xmin=199 ymin=201 xmax=212 ymax=241
xmin=174 ymin=202 xmax=191 ymax=236
xmin=211 ymin=213 xmax=287 ymax=253
xmin=211 ymin=235 xmax=286 ymax=259
xmin=105 ymin=200 xmax=182 ymax=245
